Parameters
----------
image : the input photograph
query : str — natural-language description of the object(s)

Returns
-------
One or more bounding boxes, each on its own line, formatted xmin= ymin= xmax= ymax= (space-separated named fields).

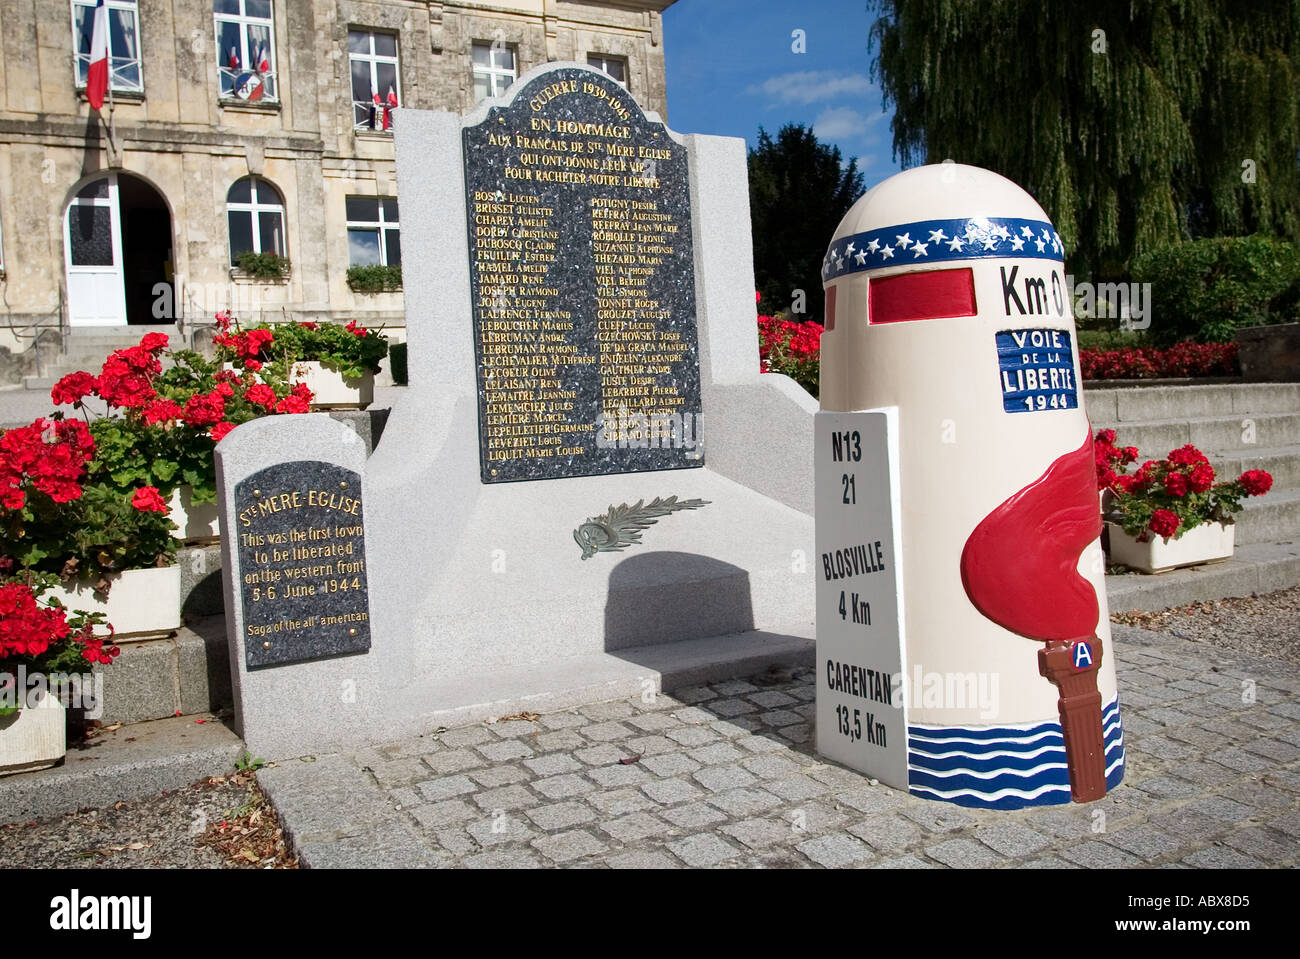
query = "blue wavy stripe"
xmin=909 ymin=723 xmax=1062 ymax=744
xmin=908 ymin=694 xmax=1125 ymax=809
xmin=910 ymin=747 xmax=1069 ymax=774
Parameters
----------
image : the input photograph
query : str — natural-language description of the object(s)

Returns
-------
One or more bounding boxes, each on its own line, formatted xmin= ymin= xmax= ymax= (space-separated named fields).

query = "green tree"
xmin=748 ymin=124 xmax=865 ymax=320
xmin=870 ymin=0 xmax=1300 ymax=279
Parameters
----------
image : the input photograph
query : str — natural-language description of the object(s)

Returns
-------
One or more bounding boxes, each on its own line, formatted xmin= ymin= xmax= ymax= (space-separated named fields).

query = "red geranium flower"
xmin=1149 ymin=509 xmax=1180 ymax=538
xmin=1239 ymin=469 xmax=1274 ymax=497
xmin=275 ymin=394 xmax=310 ymax=415
xmin=1164 ymin=472 xmax=1188 ymax=497
xmin=141 ymin=399 xmax=184 ymax=426
xmin=244 ymin=384 xmax=278 ymax=411
xmin=51 ymin=371 xmax=98 ymax=407
xmin=183 ymin=392 xmax=226 ymax=427
xmin=130 ymin=486 xmax=169 ymax=514
xmin=210 ymin=422 xmax=237 ymax=443
xmin=1188 ymin=462 xmax=1215 ymax=493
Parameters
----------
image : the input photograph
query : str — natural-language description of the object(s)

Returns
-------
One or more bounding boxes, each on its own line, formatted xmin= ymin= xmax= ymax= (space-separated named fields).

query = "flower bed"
xmin=1080 ymin=342 xmax=1239 ymax=380
xmin=757 ymin=295 xmax=823 ymax=397
xmin=48 ymin=328 xmax=312 ymax=535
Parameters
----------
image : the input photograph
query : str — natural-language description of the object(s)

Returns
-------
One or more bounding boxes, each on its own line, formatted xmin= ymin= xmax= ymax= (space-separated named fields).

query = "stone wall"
xmin=0 ymin=0 xmax=671 ymax=348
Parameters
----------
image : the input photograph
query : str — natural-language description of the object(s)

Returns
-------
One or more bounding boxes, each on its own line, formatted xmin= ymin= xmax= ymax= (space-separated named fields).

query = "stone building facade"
xmin=0 ymin=0 xmax=674 ymax=379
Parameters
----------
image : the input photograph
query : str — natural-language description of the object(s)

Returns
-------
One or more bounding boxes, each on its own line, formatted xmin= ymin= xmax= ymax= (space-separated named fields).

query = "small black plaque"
xmin=463 ymin=67 xmax=704 ymax=484
xmin=235 ymin=461 xmax=371 ymax=669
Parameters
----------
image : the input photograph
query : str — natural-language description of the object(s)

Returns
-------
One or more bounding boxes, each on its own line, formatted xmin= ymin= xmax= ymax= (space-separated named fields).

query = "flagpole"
xmin=107 ymin=65 xmax=118 ymax=163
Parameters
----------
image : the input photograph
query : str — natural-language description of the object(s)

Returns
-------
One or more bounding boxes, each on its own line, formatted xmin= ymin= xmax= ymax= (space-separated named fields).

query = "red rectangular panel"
xmin=868 ymin=267 xmax=977 ymax=324
xmin=824 ymin=284 xmax=836 ymax=332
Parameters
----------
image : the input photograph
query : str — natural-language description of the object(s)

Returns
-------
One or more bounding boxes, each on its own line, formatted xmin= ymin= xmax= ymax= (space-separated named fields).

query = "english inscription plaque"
xmin=463 ymin=66 xmax=704 ymax=483
xmin=235 ymin=461 xmax=371 ymax=668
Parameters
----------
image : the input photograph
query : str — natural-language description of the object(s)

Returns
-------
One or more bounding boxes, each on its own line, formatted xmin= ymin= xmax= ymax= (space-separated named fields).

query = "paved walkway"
xmin=256 ymin=623 xmax=1300 ymax=868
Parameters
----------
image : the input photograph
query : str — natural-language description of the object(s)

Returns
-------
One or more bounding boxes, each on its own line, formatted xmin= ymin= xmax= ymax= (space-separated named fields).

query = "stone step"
xmin=1106 ymin=541 xmax=1300 ymax=612
xmin=1208 ymin=445 xmax=1300 ymax=491
xmin=1093 ymin=410 xmax=1300 ymax=457
xmin=24 ymin=347 xmax=202 ymax=392
xmin=63 ymin=324 xmax=181 ymax=343
xmin=1086 ymin=382 xmax=1300 ymax=421
xmin=0 ymin=713 xmax=244 ymax=824
xmin=1233 ymin=485 xmax=1300 ymax=545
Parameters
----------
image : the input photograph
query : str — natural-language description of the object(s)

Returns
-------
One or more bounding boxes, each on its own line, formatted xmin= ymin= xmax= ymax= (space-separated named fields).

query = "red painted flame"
xmin=960 ymin=433 xmax=1102 ymax=641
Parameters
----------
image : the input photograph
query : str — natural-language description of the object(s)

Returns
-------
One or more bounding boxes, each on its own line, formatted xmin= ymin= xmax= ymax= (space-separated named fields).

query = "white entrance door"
xmin=65 ymin=175 xmax=127 ymax=326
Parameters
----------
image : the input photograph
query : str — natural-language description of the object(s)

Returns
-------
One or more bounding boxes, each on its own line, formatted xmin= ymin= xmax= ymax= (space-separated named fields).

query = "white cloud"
xmin=813 ymin=106 xmax=869 ymax=141
xmin=749 ymin=70 xmax=873 ymax=105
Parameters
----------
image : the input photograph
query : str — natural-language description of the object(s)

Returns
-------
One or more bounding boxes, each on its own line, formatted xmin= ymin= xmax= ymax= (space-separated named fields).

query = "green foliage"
xmin=253 ymin=321 xmax=389 ymax=380
xmin=1076 ymin=329 xmax=1149 ymax=351
xmin=748 ymin=124 xmax=864 ymax=321
xmin=346 ymin=264 xmax=403 ymax=292
xmin=870 ymin=0 xmax=1300 ymax=279
xmin=1112 ymin=482 xmax=1248 ymax=541
xmin=1130 ymin=235 xmax=1300 ymax=343
xmin=235 ymin=751 xmax=267 ymax=772
xmin=388 ymin=341 xmax=408 ymax=385
xmin=235 ymin=251 xmax=291 ymax=279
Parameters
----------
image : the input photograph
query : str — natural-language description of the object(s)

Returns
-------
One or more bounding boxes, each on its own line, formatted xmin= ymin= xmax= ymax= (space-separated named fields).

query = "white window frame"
xmin=472 ymin=41 xmax=516 ymax=101
xmin=346 ymin=197 xmax=400 ymax=267
xmin=214 ymin=0 xmax=277 ymax=102
xmin=587 ymin=53 xmax=627 ymax=88
xmin=70 ymin=0 xmax=144 ymax=95
xmin=348 ymin=29 xmax=400 ymax=133
xmin=227 ymin=177 xmax=286 ymax=266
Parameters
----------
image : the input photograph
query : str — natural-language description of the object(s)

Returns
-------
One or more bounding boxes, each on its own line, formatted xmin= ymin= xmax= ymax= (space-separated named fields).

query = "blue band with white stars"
xmin=822 ymin=217 xmax=1064 ymax=282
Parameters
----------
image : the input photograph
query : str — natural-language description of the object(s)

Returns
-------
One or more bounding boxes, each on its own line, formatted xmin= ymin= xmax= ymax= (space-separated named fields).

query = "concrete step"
xmin=0 ymin=713 xmax=244 ymax=824
xmin=1208 ymin=445 xmax=1300 ymax=491
xmin=1086 ymin=382 xmax=1300 ymax=421
xmin=1106 ymin=541 xmax=1300 ymax=612
xmin=64 ymin=324 xmax=181 ymax=343
xmin=1094 ymin=410 xmax=1300 ymax=457
xmin=1233 ymin=485 xmax=1300 ymax=545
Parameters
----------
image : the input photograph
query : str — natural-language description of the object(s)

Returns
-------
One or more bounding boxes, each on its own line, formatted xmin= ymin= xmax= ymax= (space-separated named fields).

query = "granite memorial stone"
xmin=463 ymin=67 xmax=703 ymax=482
xmin=218 ymin=63 xmax=821 ymax=760
xmin=234 ymin=461 xmax=371 ymax=668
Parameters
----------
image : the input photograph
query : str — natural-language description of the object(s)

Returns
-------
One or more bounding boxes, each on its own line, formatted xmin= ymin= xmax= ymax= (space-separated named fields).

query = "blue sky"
xmin=662 ymin=0 xmax=901 ymax=188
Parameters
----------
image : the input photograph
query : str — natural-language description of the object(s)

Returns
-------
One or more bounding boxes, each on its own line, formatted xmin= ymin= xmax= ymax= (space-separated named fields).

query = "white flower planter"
xmin=43 ymin=565 xmax=181 ymax=640
xmin=1106 ymin=521 xmax=1235 ymax=574
xmin=167 ymin=486 xmax=221 ymax=543
xmin=290 ymin=361 xmax=374 ymax=410
xmin=0 ymin=688 xmax=66 ymax=776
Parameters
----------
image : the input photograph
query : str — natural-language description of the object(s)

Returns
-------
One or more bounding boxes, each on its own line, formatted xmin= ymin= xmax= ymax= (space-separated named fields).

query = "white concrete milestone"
xmin=814 ymin=409 xmax=909 ymax=789
xmin=819 ymin=163 xmax=1125 ymax=809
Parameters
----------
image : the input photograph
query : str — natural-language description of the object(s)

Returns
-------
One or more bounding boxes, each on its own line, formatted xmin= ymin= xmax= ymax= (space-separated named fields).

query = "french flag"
xmin=368 ymin=85 xmax=378 ymax=129
xmin=256 ymin=42 xmax=269 ymax=73
xmin=383 ymin=85 xmax=397 ymax=130
xmin=228 ymin=46 xmax=240 ymax=70
xmin=85 ymin=0 xmax=109 ymax=110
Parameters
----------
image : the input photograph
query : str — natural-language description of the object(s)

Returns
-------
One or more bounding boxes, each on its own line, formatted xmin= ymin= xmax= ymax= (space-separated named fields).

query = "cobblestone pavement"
xmin=291 ymin=623 xmax=1300 ymax=868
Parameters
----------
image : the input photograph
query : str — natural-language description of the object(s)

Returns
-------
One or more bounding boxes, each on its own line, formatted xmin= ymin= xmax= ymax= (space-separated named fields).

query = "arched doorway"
xmin=64 ymin=172 xmax=173 ymax=326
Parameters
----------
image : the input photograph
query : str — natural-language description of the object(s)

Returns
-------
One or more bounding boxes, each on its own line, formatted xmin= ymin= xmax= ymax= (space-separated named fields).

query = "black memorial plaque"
xmin=235 ymin=461 xmax=371 ymax=669
xmin=463 ymin=66 xmax=704 ymax=483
